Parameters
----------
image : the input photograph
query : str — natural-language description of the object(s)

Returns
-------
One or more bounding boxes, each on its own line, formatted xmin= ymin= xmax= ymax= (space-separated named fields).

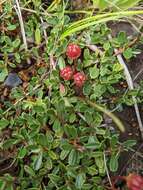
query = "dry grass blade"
xmin=77 ymin=97 xmax=125 ymax=132
xmin=14 ymin=0 xmax=28 ymax=50
xmin=14 ymin=0 xmax=31 ymax=64
xmin=103 ymin=152 xmax=113 ymax=188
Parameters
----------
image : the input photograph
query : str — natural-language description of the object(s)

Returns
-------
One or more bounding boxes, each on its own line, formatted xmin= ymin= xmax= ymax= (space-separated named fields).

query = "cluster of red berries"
xmin=113 ymin=174 xmax=143 ymax=190
xmin=126 ymin=174 xmax=143 ymax=190
xmin=60 ymin=44 xmax=86 ymax=87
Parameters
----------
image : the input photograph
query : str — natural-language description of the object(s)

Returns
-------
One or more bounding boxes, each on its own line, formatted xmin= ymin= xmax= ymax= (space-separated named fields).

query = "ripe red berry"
xmin=66 ymin=43 xmax=81 ymax=59
xmin=60 ymin=66 xmax=73 ymax=80
xmin=73 ymin=72 xmax=86 ymax=87
xmin=126 ymin=174 xmax=143 ymax=190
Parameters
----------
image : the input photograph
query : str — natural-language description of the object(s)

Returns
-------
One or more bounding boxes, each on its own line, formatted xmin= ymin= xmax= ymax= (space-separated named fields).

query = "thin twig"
xmin=87 ymin=44 xmax=104 ymax=56
xmin=77 ymin=112 xmax=87 ymax=122
xmin=103 ymin=152 xmax=113 ymax=188
xmin=14 ymin=0 xmax=31 ymax=64
xmin=3 ymin=84 xmax=40 ymax=115
xmin=50 ymin=54 xmax=56 ymax=70
xmin=20 ymin=6 xmax=51 ymax=16
xmin=48 ymin=55 xmax=57 ymax=98
xmin=14 ymin=0 xmax=28 ymax=50
xmin=20 ymin=6 xmax=91 ymax=16
xmin=133 ymin=67 xmax=143 ymax=81
xmin=0 ymin=159 xmax=16 ymax=172
xmin=40 ymin=17 xmax=48 ymax=41
xmin=119 ymin=143 xmax=143 ymax=176
xmin=0 ymin=12 xmax=7 ymax=19
xmin=108 ymin=34 xmax=143 ymax=138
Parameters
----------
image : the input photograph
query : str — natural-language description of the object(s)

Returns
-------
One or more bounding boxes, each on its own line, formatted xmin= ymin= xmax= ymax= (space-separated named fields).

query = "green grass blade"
xmin=61 ymin=10 xmax=143 ymax=39
xmin=61 ymin=16 xmax=120 ymax=39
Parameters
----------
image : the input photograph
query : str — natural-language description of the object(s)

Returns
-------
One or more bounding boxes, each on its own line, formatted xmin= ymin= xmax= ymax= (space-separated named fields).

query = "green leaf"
xmin=0 ymin=179 xmax=6 ymax=189
xmin=58 ymin=56 xmax=66 ymax=69
xmin=0 ymin=119 xmax=9 ymax=130
xmin=92 ymin=84 xmax=106 ymax=99
xmin=85 ymin=136 xmax=101 ymax=149
xmin=109 ymin=154 xmax=119 ymax=172
xmin=68 ymin=149 xmax=78 ymax=166
xmin=117 ymin=32 xmax=127 ymax=44
xmin=7 ymin=24 xmax=17 ymax=31
xmin=64 ymin=124 xmax=78 ymax=138
xmin=45 ymin=157 xmax=53 ymax=170
xmin=75 ymin=173 xmax=86 ymax=189
xmin=103 ymin=42 xmax=110 ymax=50
xmin=37 ymin=134 xmax=48 ymax=146
xmin=82 ymin=184 xmax=93 ymax=189
xmin=92 ymin=0 xmax=141 ymax=10
xmin=12 ymin=38 xmax=21 ymax=48
xmin=4 ymin=174 xmax=14 ymax=182
xmin=85 ymin=143 xmax=100 ymax=149
xmin=88 ymin=166 xmax=98 ymax=176
xmin=34 ymin=152 xmax=43 ymax=171
xmin=18 ymin=147 xmax=27 ymax=159
xmin=69 ymin=113 xmax=76 ymax=123
xmin=14 ymin=52 xmax=21 ymax=63
xmin=24 ymin=165 xmax=35 ymax=177
xmin=123 ymin=140 xmax=136 ymax=149
xmin=35 ymin=27 xmax=41 ymax=45
xmin=113 ymin=63 xmax=123 ymax=72
xmin=48 ymin=174 xmax=61 ymax=184
xmin=48 ymin=150 xmax=58 ymax=160
xmin=123 ymin=48 xmax=133 ymax=59
xmin=83 ymin=83 xmax=92 ymax=96
xmin=0 ymin=67 xmax=8 ymax=82
xmin=116 ymin=0 xmax=141 ymax=10
xmin=95 ymin=156 xmax=105 ymax=174
xmin=60 ymin=150 xmax=70 ymax=160
xmin=6 ymin=184 xmax=14 ymax=190
xmin=89 ymin=65 xmax=99 ymax=79
xmin=53 ymin=119 xmax=61 ymax=132
xmin=3 ymin=139 xmax=18 ymax=149
xmin=92 ymin=0 xmax=108 ymax=10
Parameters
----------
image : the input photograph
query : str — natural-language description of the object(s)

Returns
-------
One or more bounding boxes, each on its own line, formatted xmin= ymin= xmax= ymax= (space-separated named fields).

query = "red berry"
xmin=126 ymin=174 xmax=143 ymax=190
xmin=73 ymin=72 xmax=86 ymax=87
xmin=60 ymin=66 xmax=73 ymax=80
xmin=66 ymin=43 xmax=81 ymax=59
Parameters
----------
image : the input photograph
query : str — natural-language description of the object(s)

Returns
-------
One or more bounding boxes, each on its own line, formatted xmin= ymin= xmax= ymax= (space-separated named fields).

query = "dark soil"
xmin=109 ymin=21 xmax=143 ymax=176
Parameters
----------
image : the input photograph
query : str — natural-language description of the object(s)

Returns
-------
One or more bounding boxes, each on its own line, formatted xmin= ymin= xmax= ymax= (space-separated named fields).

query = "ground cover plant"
xmin=0 ymin=0 xmax=143 ymax=189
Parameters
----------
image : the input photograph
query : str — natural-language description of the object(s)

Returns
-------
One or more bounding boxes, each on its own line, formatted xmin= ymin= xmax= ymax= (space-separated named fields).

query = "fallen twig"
xmin=108 ymin=34 xmax=143 ymax=138
xmin=87 ymin=44 xmax=104 ymax=56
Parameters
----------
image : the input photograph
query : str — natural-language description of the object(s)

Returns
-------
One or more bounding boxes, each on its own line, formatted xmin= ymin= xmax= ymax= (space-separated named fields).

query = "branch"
xmin=108 ymin=34 xmax=143 ymax=138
